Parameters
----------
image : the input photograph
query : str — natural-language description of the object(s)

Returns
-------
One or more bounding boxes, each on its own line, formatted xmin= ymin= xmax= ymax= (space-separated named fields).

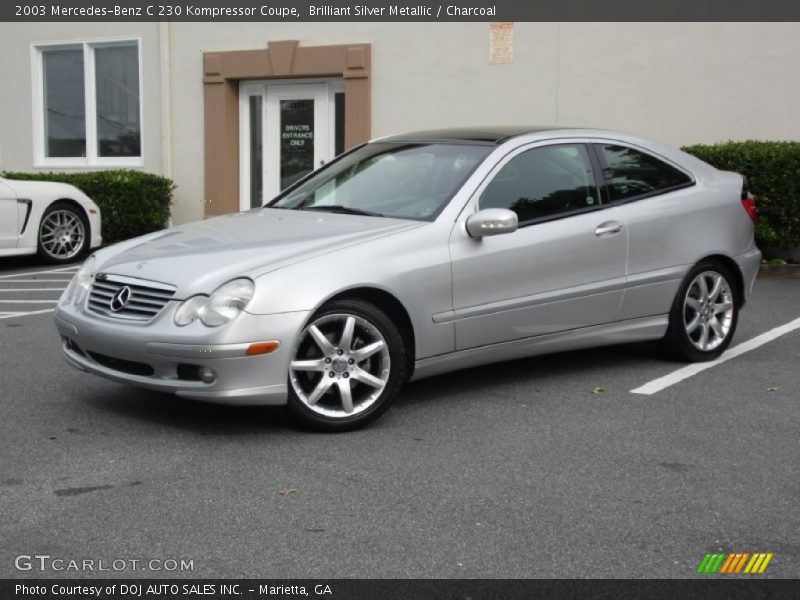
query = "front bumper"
xmin=54 ymin=303 xmax=310 ymax=405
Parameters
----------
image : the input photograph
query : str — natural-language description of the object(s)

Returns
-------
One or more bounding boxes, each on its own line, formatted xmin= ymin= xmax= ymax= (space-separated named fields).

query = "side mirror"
xmin=465 ymin=208 xmax=518 ymax=238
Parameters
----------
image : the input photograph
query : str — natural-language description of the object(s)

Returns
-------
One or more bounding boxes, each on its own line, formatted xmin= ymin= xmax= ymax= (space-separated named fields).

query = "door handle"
xmin=595 ymin=221 xmax=623 ymax=236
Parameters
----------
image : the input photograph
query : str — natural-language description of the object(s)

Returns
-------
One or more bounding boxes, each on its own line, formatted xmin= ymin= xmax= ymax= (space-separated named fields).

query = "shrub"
xmin=682 ymin=141 xmax=800 ymax=247
xmin=1 ymin=169 xmax=175 ymax=244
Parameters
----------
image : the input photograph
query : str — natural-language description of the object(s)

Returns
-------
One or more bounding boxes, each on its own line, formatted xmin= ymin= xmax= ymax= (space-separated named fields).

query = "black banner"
xmin=3 ymin=579 xmax=800 ymax=600
xmin=4 ymin=0 xmax=800 ymax=22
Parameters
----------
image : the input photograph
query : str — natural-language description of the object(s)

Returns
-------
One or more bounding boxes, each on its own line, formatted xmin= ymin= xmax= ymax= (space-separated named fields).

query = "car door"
xmin=591 ymin=143 xmax=697 ymax=321
xmin=0 ymin=179 xmax=19 ymax=249
xmin=448 ymin=141 xmax=628 ymax=351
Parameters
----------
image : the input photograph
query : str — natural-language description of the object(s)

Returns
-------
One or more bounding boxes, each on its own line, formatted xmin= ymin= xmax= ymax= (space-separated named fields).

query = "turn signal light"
xmin=245 ymin=341 xmax=280 ymax=356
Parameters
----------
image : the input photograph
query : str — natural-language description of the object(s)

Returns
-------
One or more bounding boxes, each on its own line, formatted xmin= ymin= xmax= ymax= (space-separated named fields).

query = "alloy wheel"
xmin=40 ymin=209 xmax=86 ymax=260
xmin=683 ymin=270 xmax=734 ymax=352
xmin=289 ymin=313 xmax=391 ymax=418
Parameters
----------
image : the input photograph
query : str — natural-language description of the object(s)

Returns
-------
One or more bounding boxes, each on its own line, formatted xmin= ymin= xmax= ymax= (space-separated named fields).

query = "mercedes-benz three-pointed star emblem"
xmin=109 ymin=286 xmax=132 ymax=312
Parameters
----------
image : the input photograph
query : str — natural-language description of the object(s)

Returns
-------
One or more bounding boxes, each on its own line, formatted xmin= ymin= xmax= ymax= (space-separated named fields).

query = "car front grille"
xmin=87 ymin=274 xmax=176 ymax=322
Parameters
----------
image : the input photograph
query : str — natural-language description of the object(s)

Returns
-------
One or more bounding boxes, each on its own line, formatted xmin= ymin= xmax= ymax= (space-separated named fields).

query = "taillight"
xmin=741 ymin=177 xmax=757 ymax=222
xmin=742 ymin=194 xmax=757 ymax=221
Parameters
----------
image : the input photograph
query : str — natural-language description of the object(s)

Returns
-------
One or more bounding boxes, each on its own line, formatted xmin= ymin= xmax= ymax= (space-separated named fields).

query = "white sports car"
xmin=0 ymin=176 xmax=102 ymax=263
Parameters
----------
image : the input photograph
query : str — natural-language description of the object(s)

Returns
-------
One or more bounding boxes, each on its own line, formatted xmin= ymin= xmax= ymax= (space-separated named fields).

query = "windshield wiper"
xmin=300 ymin=205 xmax=387 ymax=218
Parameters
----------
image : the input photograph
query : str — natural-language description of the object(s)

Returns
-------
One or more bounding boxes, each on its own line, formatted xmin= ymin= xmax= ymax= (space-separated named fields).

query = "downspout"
xmin=554 ymin=22 xmax=561 ymax=126
xmin=159 ymin=21 xmax=174 ymax=226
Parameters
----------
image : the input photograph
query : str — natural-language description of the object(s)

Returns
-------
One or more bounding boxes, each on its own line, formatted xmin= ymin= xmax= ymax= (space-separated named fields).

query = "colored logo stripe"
xmin=744 ymin=553 xmax=773 ymax=574
xmin=697 ymin=552 xmax=773 ymax=574
xmin=719 ymin=553 xmax=748 ymax=573
xmin=696 ymin=553 xmax=726 ymax=573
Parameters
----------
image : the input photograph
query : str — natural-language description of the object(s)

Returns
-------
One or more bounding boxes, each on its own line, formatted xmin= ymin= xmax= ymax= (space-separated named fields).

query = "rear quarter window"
xmin=598 ymin=144 xmax=693 ymax=202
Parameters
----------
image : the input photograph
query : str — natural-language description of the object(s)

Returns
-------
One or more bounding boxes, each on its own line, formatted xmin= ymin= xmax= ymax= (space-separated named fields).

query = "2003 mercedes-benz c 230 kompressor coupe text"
xmin=55 ymin=128 xmax=762 ymax=430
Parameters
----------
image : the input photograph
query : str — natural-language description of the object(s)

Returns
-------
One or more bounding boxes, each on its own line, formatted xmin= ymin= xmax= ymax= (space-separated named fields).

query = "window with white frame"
xmin=34 ymin=39 xmax=142 ymax=166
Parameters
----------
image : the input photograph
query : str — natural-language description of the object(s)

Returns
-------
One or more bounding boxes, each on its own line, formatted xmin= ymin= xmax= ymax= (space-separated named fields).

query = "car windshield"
xmin=266 ymin=142 xmax=492 ymax=221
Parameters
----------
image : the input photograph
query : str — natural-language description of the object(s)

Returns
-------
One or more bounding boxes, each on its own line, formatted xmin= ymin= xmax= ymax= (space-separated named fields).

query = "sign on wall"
xmin=489 ymin=22 xmax=514 ymax=64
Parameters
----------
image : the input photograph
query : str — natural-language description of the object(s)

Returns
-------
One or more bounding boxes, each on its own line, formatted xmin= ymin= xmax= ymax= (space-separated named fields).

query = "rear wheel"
xmin=37 ymin=202 xmax=89 ymax=264
xmin=661 ymin=260 xmax=740 ymax=362
xmin=287 ymin=298 xmax=407 ymax=432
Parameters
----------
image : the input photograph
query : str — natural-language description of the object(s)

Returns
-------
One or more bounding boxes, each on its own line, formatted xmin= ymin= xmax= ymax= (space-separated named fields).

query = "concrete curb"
xmin=758 ymin=264 xmax=800 ymax=278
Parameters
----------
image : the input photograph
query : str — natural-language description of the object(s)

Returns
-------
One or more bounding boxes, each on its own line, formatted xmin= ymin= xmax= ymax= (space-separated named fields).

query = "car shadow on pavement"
xmin=80 ymin=386 xmax=300 ymax=435
xmin=399 ymin=341 xmax=665 ymax=407
xmin=0 ymin=255 xmax=83 ymax=270
xmin=77 ymin=341 xmax=665 ymax=434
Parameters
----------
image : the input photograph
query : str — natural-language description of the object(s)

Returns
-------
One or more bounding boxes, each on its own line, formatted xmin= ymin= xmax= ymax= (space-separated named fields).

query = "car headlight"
xmin=61 ymin=255 xmax=96 ymax=306
xmin=173 ymin=295 xmax=208 ymax=327
xmin=174 ymin=278 xmax=255 ymax=327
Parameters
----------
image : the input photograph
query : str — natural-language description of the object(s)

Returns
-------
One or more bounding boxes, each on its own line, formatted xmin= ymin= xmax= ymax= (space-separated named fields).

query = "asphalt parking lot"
xmin=0 ymin=256 xmax=798 ymax=579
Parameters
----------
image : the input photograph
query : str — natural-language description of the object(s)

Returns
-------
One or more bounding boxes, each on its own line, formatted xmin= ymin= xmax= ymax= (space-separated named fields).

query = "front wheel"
xmin=287 ymin=298 xmax=407 ymax=432
xmin=661 ymin=261 xmax=740 ymax=362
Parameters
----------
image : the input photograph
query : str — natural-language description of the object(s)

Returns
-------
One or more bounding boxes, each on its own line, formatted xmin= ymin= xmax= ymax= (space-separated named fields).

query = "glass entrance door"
xmin=239 ymin=81 xmax=344 ymax=211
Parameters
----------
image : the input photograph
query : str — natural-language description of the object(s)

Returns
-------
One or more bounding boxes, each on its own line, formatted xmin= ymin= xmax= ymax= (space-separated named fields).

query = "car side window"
xmin=599 ymin=145 xmax=692 ymax=202
xmin=479 ymin=144 xmax=599 ymax=224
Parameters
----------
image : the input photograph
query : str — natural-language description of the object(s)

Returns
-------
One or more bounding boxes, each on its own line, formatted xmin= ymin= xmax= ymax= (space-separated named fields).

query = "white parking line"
xmin=0 ymin=266 xmax=78 ymax=280
xmin=0 ymin=308 xmax=55 ymax=320
xmin=631 ymin=317 xmax=800 ymax=395
xmin=0 ymin=262 xmax=70 ymax=319
xmin=0 ymin=279 xmax=73 ymax=283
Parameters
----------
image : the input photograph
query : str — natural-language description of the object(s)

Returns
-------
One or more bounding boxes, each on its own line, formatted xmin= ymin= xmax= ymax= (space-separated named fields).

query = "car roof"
xmin=375 ymin=126 xmax=564 ymax=145
xmin=370 ymin=126 xmax=716 ymax=179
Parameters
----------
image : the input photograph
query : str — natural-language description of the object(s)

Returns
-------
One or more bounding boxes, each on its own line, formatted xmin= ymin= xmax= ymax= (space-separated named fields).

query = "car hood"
xmin=97 ymin=208 xmax=422 ymax=296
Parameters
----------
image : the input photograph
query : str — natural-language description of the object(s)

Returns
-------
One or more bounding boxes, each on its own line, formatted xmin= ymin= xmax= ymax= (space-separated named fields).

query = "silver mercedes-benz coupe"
xmin=55 ymin=127 xmax=761 ymax=430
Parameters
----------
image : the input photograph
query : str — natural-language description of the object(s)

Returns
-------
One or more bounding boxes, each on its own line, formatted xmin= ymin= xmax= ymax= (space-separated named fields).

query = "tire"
xmin=286 ymin=298 xmax=408 ymax=432
xmin=37 ymin=201 xmax=90 ymax=264
xmin=661 ymin=260 xmax=740 ymax=362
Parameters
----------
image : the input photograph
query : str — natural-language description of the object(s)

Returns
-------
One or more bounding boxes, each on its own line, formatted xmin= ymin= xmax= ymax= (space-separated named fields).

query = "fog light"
xmin=199 ymin=367 xmax=216 ymax=384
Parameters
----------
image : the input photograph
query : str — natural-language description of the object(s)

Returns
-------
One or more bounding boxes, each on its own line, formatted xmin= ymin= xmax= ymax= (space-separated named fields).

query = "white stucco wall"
xmin=2 ymin=22 xmax=798 ymax=227
xmin=167 ymin=22 xmax=800 ymax=225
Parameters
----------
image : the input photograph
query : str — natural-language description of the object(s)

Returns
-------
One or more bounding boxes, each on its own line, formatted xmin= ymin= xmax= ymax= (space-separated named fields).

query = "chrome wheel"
xmin=40 ymin=209 xmax=86 ymax=260
xmin=290 ymin=313 xmax=391 ymax=418
xmin=683 ymin=270 xmax=734 ymax=352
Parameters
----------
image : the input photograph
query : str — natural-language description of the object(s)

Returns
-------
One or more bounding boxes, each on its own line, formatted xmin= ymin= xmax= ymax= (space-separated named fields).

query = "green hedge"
xmin=2 ymin=170 xmax=174 ymax=244
xmin=682 ymin=141 xmax=800 ymax=247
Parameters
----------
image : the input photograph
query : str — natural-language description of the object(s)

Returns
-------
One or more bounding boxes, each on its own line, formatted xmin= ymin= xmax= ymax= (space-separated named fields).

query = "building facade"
xmin=1 ymin=22 xmax=798 ymax=225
